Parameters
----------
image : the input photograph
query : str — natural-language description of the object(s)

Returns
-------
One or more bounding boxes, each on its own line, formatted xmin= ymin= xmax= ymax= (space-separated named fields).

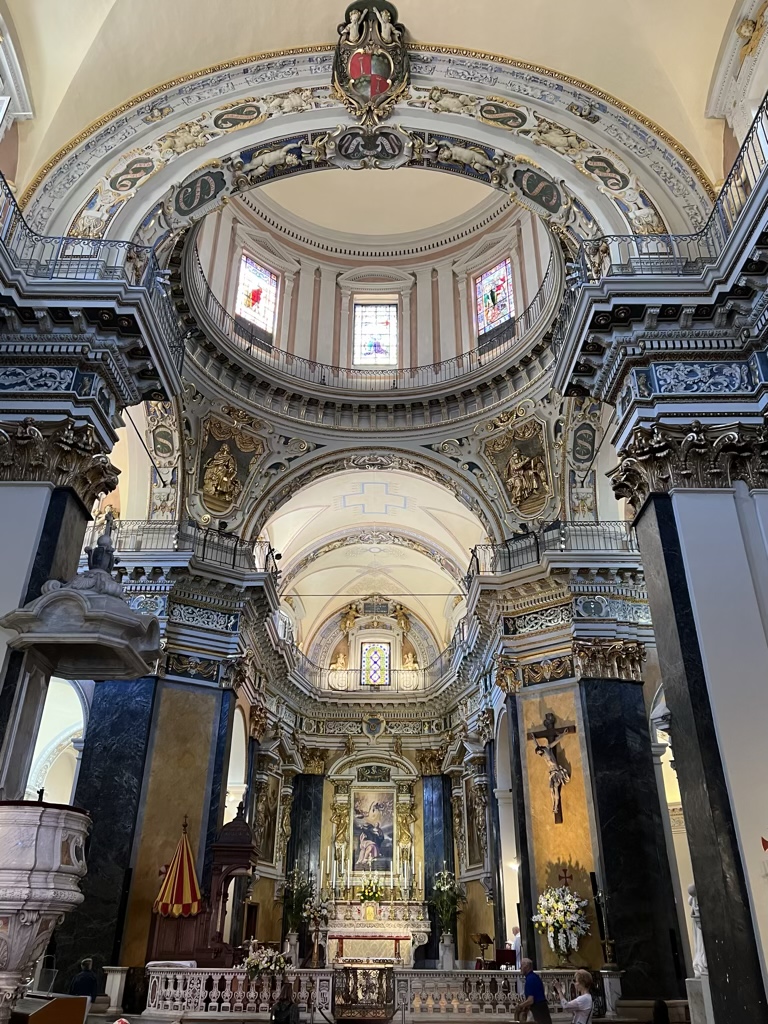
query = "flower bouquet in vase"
xmin=359 ymin=875 xmax=384 ymax=918
xmin=428 ymin=870 xmax=467 ymax=970
xmin=243 ymin=942 xmax=288 ymax=980
xmin=532 ymin=885 xmax=590 ymax=964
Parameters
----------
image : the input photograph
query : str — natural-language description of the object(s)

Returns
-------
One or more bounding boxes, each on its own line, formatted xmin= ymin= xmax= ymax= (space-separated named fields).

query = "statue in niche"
xmin=402 ymin=651 xmax=418 ymax=670
xmin=394 ymin=604 xmax=410 ymax=633
xmin=505 ymin=447 xmax=546 ymax=509
xmin=340 ymin=603 xmax=359 ymax=634
xmin=203 ymin=443 xmax=241 ymax=506
xmin=331 ymin=650 xmax=348 ymax=670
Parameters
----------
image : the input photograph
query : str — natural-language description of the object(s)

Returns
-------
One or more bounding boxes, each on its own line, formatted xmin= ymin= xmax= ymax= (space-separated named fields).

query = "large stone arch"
xmin=239 ymin=445 xmax=504 ymax=543
xmin=21 ymin=46 xmax=714 ymax=247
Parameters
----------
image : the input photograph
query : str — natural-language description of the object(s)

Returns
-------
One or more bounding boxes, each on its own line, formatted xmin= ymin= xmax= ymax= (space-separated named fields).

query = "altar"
xmin=326 ymin=900 xmax=430 ymax=968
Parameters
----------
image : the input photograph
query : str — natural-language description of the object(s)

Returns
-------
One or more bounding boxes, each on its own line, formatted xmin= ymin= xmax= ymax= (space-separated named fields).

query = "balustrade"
xmin=142 ymin=966 xmax=610 ymax=1019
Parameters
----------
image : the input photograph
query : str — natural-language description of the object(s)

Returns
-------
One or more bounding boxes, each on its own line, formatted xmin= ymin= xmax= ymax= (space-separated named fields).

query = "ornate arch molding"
xmin=327 ymin=749 xmax=418 ymax=783
xmin=242 ymin=447 xmax=503 ymax=544
xmin=279 ymin=527 xmax=466 ymax=590
xmin=24 ymin=724 xmax=83 ymax=800
xmin=21 ymin=45 xmax=713 ymax=244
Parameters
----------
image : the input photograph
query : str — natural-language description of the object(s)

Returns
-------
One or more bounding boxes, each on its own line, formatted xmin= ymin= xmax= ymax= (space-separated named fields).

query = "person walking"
xmin=515 ymin=958 xmax=553 ymax=1024
xmin=554 ymin=969 xmax=594 ymax=1023
xmin=271 ymin=981 xmax=299 ymax=1024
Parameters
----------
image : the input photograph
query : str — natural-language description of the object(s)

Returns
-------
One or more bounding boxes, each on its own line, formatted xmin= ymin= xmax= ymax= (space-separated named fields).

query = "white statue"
xmin=375 ymin=7 xmax=401 ymax=43
xmin=688 ymin=884 xmax=708 ymax=977
xmin=402 ymin=651 xmax=418 ymax=670
xmin=341 ymin=8 xmax=367 ymax=44
xmin=427 ymin=88 xmax=477 ymax=116
xmin=243 ymin=144 xmax=302 ymax=178
xmin=261 ymin=89 xmax=315 ymax=117
xmin=331 ymin=651 xmax=348 ymax=671
xmin=436 ymin=143 xmax=499 ymax=176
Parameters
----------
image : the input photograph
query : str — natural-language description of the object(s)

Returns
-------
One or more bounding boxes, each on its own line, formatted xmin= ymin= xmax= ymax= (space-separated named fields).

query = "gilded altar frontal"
xmin=0 ymin=3 xmax=764 ymax=1023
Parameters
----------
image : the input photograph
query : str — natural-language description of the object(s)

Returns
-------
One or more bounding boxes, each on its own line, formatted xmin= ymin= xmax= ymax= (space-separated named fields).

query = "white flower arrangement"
xmin=358 ymin=875 xmax=385 ymax=903
xmin=532 ymin=885 xmax=590 ymax=955
xmin=302 ymin=895 xmax=330 ymax=927
xmin=243 ymin=942 xmax=288 ymax=978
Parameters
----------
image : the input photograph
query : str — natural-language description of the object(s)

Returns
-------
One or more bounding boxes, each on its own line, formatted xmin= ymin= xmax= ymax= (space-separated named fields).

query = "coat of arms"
xmin=333 ymin=2 xmax=410 ymax=128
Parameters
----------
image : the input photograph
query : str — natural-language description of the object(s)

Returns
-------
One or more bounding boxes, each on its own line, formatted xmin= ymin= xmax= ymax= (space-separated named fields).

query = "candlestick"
xmin=418 ymin=862 xmax=422 ymax=891
xmin=320 ymin=862 xmax=324 ymax=889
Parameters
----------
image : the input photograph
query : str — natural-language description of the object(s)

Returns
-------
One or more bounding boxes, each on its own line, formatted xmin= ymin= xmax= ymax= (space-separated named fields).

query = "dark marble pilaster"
xmin=505 ymin=694 xmax=535 ymax=965
xmin=201 ymin=689 xmax=236 ymax=894
xmin=53 ymin=676 xmax=157 ymax=988
xmin=420 ymin=774 xmax=454 ymax=964
xmin=635 ymin=494 xmax=768 ymax=1021
xmin=0 ymin=487 xmax=89 ymax=761
xmin=285 ymin=774 xmax=324 ymax=955
xmin=580 ymin=677 xmax=684 ymax=999
xmin=486 ymin=742 xmax=505 ymax=947
xmin=244 ymin=736 xmax=259 ymax=826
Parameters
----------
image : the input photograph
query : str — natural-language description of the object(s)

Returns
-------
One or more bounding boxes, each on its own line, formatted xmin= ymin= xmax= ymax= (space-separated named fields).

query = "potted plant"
xmin=532 ymin=885 xmax=590 ymax=964
xmin=428 ymin=870 xmax=467 ymax=970
xmin=278 ymin=869 xmax=315 ymax=965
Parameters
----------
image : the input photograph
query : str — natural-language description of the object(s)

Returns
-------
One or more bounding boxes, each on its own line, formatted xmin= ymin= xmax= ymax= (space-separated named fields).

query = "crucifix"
xmin=527 ymin=712 xmax=576 ymax=824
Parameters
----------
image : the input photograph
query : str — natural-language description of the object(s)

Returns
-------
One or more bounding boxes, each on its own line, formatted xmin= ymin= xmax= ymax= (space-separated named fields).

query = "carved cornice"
xmin=0 ymin=417 xmax=119 ymax=507
xmin=573 ymin=637 xmax=645 ymax=681
xmin=610 ymin=418 xmax=768 ymax=513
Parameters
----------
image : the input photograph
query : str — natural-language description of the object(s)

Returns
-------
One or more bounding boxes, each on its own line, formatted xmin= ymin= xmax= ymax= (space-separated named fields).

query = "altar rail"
xmin=142 ymin=966 xmax=614 ymax=1019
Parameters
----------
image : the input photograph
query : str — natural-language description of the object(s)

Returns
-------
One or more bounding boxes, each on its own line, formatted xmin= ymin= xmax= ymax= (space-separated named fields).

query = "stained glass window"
xmin=361 ymin=642 xmax=391 ymax=686
xmin=353 ymin=302 xmax=398 ymax=365
xmin=235 ymin=253 xmax=279 ymax=336
xmin=475 ymin=258 xmax=515 ymax=335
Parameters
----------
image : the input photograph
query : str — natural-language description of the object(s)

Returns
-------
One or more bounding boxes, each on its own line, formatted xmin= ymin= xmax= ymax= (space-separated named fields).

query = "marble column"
xmin=52 ymin=676 xmax=158 ymax=989
xmin=634 ymin=491 xmax=768 ymax=1022
xmin=486 ymin=742 xmax=506 ymax=948
xmin=421 ymin=774 xmax=454 ymax=965
xmin=285 ymin=774 xmax=324 ymax=955
xmin=503 ymin=693 xmax=536 ymax=966
xmin=201 ymin=688 xmax=236 ymax=892
xmin=579 ymin=675 xmax=685 ymax=998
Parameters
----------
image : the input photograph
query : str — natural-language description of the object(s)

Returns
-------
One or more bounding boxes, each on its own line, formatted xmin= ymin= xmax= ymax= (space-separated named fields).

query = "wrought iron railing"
xmin=82 ymin=518 xmax=279 ymax=579
xmin=552 ymin=88 xmax=768 ymax=356
xmin=467 ymin=520 xmax=638 ymax=578
xmin=187 ymin=237 xmax=558 ymax=392
xmin=0 ymin=173 xmax=186 ymax=368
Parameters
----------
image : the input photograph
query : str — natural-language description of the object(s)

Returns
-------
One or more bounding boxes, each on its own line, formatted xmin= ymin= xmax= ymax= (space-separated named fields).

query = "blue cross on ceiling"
xmin=340 ymin=482 xmax=408 ymax=516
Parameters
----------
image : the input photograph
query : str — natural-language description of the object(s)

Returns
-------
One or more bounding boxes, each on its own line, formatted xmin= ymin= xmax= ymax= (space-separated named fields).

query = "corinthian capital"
xmin=610 ymin=418 xmax=768 ymax=513
xmin=0 ymin=416 xmax=119 ymax=507
xmin=573 ymin=637 xmax=645 ymax=681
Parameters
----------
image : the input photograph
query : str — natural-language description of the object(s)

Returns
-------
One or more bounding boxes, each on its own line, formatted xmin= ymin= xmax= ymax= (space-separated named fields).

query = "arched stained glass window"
xmin=236 ymin=253 xmax=279 ymax=336
xmin=475 ymin=257 xmax=514 ymax=335
xmin=361 ymin=642 xmax=391 ymax=686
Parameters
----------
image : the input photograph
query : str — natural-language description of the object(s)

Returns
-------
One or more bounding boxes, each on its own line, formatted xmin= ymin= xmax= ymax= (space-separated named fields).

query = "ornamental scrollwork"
xmin=610 ymin=418 xmax=768 ymax=513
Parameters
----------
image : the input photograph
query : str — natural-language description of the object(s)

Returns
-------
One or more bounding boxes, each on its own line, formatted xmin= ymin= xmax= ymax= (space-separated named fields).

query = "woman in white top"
xmin=555 ymin=969 xmax=594 ymax=1024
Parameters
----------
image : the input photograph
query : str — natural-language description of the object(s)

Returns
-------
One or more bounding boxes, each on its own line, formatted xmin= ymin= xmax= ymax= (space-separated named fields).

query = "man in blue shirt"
xmin=516 ymin=958 xmax=553 ymax=1024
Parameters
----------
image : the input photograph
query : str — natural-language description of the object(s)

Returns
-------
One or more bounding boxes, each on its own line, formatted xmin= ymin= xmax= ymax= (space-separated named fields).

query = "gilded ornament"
xmin=416 ymin=749 xmax=444 ymax=776
xmin=202 ymin=443 xmax=242 ymax=509
xmin=495 ymin=654 xmax=521 ymax=694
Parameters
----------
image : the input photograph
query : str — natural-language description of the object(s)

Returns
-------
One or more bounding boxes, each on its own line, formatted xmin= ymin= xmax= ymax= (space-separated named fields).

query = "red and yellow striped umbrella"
xmin=153 ymin=820 xmax=202 ymax=918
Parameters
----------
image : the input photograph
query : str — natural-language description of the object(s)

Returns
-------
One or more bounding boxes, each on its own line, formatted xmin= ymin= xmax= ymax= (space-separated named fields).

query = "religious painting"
xmin=483 ymin=418 xmax=551 ymax=518
xmin=260 ymin=774 xmax=281 ymax=864
xmin=352 ymin=789 xmax=394 ymax=872
xmin=464 ymin=778 xmax=483 ymax=868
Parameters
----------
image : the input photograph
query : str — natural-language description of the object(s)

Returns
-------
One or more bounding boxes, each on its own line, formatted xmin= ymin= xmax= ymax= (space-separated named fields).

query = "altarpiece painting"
xmin=352 ymin=789 xmax=394 ymax=872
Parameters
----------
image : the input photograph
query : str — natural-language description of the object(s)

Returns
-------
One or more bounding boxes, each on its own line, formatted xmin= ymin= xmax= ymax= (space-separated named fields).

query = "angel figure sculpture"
xmin=341 ymin=7 xmax=367 ymax=44
xmin=375 ymin=6 xmax=401 ymax=43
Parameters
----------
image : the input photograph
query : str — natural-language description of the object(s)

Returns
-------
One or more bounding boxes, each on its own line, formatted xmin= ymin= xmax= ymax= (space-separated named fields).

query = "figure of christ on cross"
xmin=527 ymin=712 xmax=576 ymax=824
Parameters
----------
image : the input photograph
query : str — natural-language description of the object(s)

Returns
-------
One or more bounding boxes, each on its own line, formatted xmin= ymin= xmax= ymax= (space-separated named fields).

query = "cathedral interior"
xmin=0 ymin=3 xmax=766 ymax=1023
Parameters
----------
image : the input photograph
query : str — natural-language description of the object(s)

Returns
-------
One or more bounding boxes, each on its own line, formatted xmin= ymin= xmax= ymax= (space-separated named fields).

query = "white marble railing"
xmin=144 ymin=968 xmax=332 ymax=1017
xmin=142 ymin=966 xmax=618 ymax=1019
xmin=395 ymin=969 xmax=573 ymax=1016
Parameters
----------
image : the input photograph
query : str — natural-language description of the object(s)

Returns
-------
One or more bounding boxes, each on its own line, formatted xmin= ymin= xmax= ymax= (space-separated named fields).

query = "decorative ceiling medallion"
xmin=333 ymin=2 xmax=410 ymax=128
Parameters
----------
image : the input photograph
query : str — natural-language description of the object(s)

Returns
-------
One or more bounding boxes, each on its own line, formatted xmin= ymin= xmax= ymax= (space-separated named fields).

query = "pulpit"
xmin=326 ymin=899 xmax=430 ymax=967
